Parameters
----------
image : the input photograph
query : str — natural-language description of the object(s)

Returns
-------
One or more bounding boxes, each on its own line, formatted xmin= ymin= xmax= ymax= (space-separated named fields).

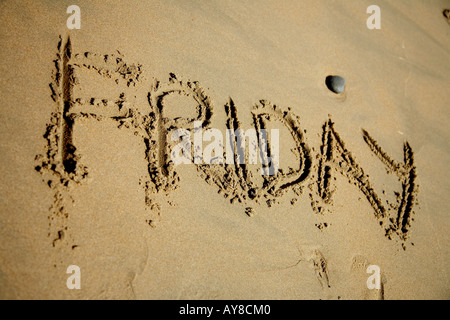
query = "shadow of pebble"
xmin=325 ymin=75 xmax=345 ymax=94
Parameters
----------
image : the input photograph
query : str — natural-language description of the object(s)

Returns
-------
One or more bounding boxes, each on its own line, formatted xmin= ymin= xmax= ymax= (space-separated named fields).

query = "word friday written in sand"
xmin=35 ymin=36 xmax=418 ymax=250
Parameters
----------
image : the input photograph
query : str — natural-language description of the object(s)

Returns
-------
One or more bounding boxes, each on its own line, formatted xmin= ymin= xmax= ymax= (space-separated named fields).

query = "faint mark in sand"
xmin=310 ymin=249 xmax=331 ymax=289
xmin=443 ymin=9 xmax=450 ymax=24
xmin=260 ymin=247 xmax=331 ymax=289
xmin=129 ymin=238 xmax=150 ymax=299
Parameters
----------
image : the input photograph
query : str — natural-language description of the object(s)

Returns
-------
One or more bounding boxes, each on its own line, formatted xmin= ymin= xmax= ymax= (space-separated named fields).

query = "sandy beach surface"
xmin=0 ymin=0 xmax=449 ymax=299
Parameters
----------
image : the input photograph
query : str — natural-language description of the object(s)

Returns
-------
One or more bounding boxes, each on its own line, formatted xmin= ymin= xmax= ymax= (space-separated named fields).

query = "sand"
xmin=0 ymin=0 xmax=449 ymax=299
